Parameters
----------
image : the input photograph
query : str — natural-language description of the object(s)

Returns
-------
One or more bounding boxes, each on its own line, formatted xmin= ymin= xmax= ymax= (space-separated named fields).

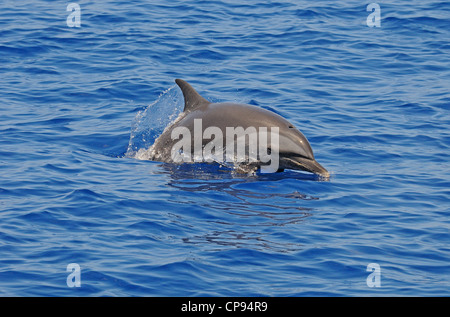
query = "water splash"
xmin=125 ymin=85 xmax=184 ymax=158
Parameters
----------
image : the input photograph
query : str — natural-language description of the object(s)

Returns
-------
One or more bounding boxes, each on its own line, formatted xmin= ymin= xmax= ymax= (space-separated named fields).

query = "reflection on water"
xmin=182 ymin=229 xmax=308 ymax=253
xmin=159 ymin=161 xmax=326 ymax=184
xmin=154 ymin=162 xmax=324 ymax=253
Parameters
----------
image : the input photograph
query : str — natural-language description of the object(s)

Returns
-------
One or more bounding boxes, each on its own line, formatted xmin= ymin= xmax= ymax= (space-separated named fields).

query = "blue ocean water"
xmin=0 ymin=0 xmax=449 ymax=296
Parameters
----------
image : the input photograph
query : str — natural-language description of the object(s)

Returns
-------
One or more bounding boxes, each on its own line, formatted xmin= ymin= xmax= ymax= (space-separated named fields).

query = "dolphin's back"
xmin=151 ymin=101 xmax=314 ymax=161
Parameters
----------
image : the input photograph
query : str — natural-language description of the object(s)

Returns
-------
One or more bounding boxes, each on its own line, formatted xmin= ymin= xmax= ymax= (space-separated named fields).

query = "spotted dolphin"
xmin=146 ymin=79 xmax=329 ymax=177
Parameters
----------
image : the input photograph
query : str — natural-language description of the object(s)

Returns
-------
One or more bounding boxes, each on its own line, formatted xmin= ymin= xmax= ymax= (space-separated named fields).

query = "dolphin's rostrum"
xmin=146 ymin=79 xmax=329 ymax=178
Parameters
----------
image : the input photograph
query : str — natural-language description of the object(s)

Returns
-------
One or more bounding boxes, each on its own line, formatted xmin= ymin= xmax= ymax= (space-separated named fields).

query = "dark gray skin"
xmin=149 ymin=79 xmax=329 ymax=178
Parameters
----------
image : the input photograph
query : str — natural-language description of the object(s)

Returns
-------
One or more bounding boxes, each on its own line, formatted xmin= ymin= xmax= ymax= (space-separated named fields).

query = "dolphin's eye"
xmin=288 ymin=125 xmax=294 ymax=129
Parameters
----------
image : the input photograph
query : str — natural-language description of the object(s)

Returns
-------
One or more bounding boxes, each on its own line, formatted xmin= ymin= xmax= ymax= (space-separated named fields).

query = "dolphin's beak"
xmin=285 ymin=156 xmax=330 ymax=179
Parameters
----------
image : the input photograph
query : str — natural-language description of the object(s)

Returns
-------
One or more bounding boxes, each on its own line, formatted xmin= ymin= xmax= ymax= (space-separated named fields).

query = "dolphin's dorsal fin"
xmin=175 ymin=79 xmax=210 ymax=112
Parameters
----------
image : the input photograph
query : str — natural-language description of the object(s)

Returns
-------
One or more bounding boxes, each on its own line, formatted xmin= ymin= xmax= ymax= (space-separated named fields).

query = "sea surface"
xmin=1 ymin=0 xmax=449 ymax=296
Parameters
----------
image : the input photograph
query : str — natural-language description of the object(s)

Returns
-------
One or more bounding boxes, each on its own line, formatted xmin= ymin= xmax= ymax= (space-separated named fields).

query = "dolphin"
xmin=145 ymin=79 xmax=329 ymax=178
